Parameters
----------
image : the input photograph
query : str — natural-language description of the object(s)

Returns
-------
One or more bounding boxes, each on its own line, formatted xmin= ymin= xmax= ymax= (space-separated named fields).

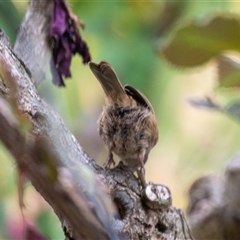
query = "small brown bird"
xmin=89 ymin=61 xmax=158 ymax=187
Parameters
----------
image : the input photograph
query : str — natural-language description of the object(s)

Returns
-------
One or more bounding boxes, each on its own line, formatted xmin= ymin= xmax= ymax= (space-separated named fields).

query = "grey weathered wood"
xmin=0 ymin=30 xmax=117 ymax=240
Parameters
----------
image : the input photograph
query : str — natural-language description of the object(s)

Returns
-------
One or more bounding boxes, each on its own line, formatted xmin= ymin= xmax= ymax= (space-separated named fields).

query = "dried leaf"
xmin=189 ymin=97 xmax=240 ymax=123
xmin=50 ymin=0 xmax=91 ymax=86
xmin=188 ymin=97 xmax=221 ymax=110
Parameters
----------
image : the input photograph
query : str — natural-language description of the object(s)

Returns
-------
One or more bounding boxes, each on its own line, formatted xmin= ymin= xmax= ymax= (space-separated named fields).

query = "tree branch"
xmin=0 ymin=1 xmax=193 ymax=239
xmin=0 ymin=30 xmax=119 ymax=240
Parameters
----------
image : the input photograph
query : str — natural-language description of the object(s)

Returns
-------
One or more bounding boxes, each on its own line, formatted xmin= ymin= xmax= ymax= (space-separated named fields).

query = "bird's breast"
xmin=98 ymin=103 xmax=158 ymax=162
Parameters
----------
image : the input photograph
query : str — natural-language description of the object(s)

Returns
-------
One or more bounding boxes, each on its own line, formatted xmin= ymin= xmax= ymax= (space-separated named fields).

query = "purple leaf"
xmin=25 ymin=225 xmax=47 ymax=240
xmin=50 ymin=0 xmax=91 ymax=86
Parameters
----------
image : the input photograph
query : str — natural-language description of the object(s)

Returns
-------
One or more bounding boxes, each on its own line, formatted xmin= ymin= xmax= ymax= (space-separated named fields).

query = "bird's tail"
xmin=89 ymin=61 xmax=125 ymax=96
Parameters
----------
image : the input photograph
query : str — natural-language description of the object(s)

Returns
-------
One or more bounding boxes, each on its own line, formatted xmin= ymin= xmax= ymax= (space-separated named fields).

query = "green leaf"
xmin=37 ymin=211 xmax=64 ymax=239
xmin=159 ymin=16 xmax=240 ymax=67
xmin=217 ymin=55 xmax=240 ymax=88
xmin=224 ymin=101 xmax=240 ymax=122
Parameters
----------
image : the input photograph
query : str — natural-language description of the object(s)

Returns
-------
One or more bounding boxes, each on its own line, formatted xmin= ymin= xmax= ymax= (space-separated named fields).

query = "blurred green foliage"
xmin=1 ymin=0 xmax=240 ymax=238
xmin=160 ymin=16 xmax=240 ymax=67
xmin=37 ymin=211 xmax=63 ymax=239
xmin=0 ymin=1 xmax=24 ymax=43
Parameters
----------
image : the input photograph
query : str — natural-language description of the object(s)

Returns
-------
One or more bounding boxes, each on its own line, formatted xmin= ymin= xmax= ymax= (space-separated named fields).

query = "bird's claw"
xmin=103 ymin=151 xmax=115 ymax=168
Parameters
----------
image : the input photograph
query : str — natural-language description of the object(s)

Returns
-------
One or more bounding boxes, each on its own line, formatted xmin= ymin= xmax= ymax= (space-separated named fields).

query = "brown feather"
xmin=88 ymin=61 xmax=125 ymax=96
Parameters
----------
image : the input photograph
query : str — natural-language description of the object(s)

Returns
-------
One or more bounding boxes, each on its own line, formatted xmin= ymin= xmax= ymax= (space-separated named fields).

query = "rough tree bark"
xmin=0 ymin=1 xmax=192 ymax=239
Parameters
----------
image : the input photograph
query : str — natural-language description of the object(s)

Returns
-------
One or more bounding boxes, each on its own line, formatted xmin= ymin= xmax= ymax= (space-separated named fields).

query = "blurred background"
xmin=1 ymin=1 xmax=240 ymax=239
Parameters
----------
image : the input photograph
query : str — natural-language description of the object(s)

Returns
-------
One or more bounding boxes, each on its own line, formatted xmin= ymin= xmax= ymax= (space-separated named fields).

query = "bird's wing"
xmin=124 ymin=85 xmax=154 ymax=113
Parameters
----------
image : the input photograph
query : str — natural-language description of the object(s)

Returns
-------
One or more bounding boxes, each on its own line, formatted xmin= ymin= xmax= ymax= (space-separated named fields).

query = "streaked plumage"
xmin=89 ymin=61 xmax=158 ymax=186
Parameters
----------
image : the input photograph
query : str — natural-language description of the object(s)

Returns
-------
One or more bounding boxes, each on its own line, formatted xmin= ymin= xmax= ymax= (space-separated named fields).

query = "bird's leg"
xmin=103 ymin=142 xmax=115 ymax=168
xmin=137 ymin=149 xmax=147 ymax=188
xmin=103 ymin=151 xmax=115 ymax=168
xmin=137 ymin=168 xmax=146 ymax=189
